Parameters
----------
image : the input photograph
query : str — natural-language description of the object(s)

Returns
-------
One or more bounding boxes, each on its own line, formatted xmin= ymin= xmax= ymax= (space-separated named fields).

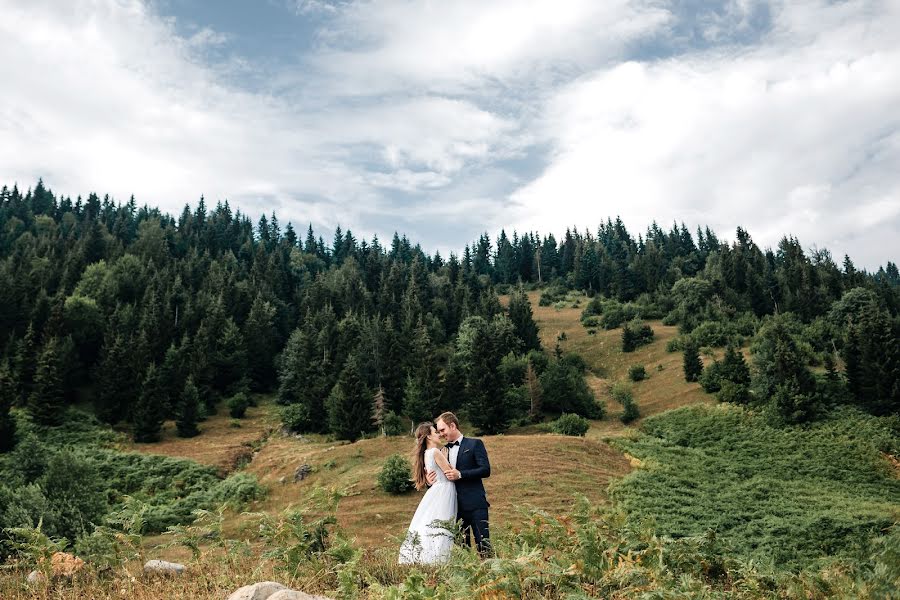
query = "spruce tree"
xmin=94 ymin=333 xmax=132 ymax=424
xmin=133 ymin=363 xmax=164 ymax=443
xmin=243 ymin=294 xmax=278 ymax=391
xmin=0 ymin=360 xmax=17 ymax=452
xmin=327 ymin=352 xmax=372 ymax=442
xmin=508 ymin=286 xmax=541 ymax=352
xmin=14 ymin=323 xmax=37 ymax=405
xmin=683 ymin=341 xmax=703 ymax=382
xmin=524 ymin=359 xmax=543 ymax=421
xmin=176 ymin=376 xmax=200 ymax=438
xmin=29 ymin=337 xmax=66 ymax=427
xmin=720 ymin=344 xmax=751 ymax=387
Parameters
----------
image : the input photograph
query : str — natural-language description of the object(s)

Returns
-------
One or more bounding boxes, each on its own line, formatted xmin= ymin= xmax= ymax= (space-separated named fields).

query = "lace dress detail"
xmin=398 ymin=448 xmax=457 ymax=564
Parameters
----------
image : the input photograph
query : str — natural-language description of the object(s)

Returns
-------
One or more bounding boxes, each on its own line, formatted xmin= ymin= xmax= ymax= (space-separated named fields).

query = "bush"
xmin=378 ymin=454 xmax=414 ymax=494
xmin=628 ymin=365 xmax=647 ymax=382
xmin=381 ymin=411 xmax=406 ymax=436
xmin=620 ymin=397 xmax=640 ymax=424
xmin=540 ymin=360 xmax=604 ymax=419
xmin=581 ymin=315 xmax=601 ymax=328
xmin=666 ymin=337 xmax=685 ymax=353
xmin=622 ymin=321 xmax=654 ymax=352
xmin=228 ymin=392 xmax=250 ymax=419
xmin=209 ymin=473 xmax=267 ymax=509
xmin=551 ymin=414 xmax=590 ymax=436
xmin=700 ymin=360 xmax=726 ymax=393
xmin=717 ymin=380 xmax=750 ymax=405
xmin=280 ymin=403 xmax=313 ymax=433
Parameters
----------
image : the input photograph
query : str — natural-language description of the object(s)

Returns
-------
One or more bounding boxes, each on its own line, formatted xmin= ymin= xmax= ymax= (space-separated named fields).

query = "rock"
xmin=50 ymin=551 xmax=85 ymax=578
xmin=27 ymin=570 xmax=46 ymax=585
xmin=269 ymin=590 xmax=332 ymax=600
xmin=226 ymin=582 xmax=333 ymax=600
xmin=226 ymin=581 xmax=288 ymax=600
xmin=294 ymin=464 xmax=312 ymax=482
xmin=143 ymin=559 xmax=186 ymax=576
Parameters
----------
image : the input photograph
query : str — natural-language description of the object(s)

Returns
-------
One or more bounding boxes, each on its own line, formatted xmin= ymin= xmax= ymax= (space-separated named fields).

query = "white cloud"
xmin=509 ymin=0 xmax=900 ymax=268
xmin=0 ymin=0 xmax=897 ymax=269
xmin=312 ymin=0 xmax=670 ymax=95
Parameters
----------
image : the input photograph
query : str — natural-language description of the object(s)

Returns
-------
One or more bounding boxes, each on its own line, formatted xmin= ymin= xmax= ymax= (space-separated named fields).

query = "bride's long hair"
xmin=411 ymin=421 xmax=434 ymax=491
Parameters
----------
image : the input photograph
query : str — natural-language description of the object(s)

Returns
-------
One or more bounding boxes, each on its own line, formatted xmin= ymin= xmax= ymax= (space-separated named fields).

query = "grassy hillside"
xmin=524 ymin=290 xmax=712 ymax=436
xmin=612 ymin=404 xmax=900 ymax=571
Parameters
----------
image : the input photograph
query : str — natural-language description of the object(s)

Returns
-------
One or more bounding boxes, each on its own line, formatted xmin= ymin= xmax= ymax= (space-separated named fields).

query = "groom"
xmin=427 ymin=411 xmax=492 ymax=557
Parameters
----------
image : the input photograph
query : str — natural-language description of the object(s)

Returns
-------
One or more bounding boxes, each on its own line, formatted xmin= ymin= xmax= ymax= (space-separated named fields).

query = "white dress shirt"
xmin=448 ymin=434 xmax=464 ymax=470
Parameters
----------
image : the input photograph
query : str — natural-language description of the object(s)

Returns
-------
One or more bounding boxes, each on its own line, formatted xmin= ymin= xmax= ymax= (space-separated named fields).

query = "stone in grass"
xmin=269 ymin=590 xmax=333 ymax=600
xmin=227 ymin=582 xmax=332 ymax=600
xmin=27 ymin=570 xmax=47 ymax=585
xmin=227 ymin=582 xmax=289 ymax=600
xmin=143 ymin=559 xmax=186 ymax=576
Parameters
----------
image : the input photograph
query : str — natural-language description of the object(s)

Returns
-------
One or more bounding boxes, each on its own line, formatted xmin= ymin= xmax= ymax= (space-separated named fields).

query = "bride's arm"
xmin=432 ymin=448 xmax=452 ymax=473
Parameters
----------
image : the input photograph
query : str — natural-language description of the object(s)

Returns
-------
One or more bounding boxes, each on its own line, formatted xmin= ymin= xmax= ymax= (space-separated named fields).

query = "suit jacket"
xmin=453 ymin=436 xmax=491 ymax=512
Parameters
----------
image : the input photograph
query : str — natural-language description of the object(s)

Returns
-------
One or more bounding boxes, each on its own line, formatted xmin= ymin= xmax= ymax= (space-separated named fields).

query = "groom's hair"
xmin=437 ymin=412 xmax=459 ymax=429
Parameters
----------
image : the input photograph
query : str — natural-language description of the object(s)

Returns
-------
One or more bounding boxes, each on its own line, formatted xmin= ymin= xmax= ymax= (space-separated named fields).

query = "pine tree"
xmin=327 ymin=352 xmax=372 ymax=442
xmin=243 ymin=294 xmax=278 ymax=391
xmin=683 ymin=342 xmax=703 ymax=382
xmin=13 ymin=323 xmax=37 ymax=405
xmin=720 ymin=344 xmax=751 ymax=387
xmin=133 ymin=363 xmax=164 ymax=443
xmin=0 ymin=360 xmax=17 ymax=452
xmin=29 ymin=337 xmax=66 ymax=427
xmin=402 ymin=374 xmax=433 ymax=424
xmin=508 ymin=286 xmax=541 ymax=352
xmin=176 ymin=376 xmax=201 ymax=438
xmin=372 ymin=386 xmax=387 ymax=435
xmin=524 ymin=359 xmax=543 ymax=421
xmin=94 ymin=333 xmax=132 ymax=424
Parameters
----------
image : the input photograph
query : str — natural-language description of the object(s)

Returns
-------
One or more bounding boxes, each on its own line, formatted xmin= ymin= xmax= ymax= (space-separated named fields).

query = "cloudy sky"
xmin=1 ymin=0 xmax=898 ymax=268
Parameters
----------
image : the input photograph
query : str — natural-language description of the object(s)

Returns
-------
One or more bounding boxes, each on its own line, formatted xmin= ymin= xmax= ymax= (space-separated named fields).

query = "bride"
xmin=398 ymin=422 xmax=457 ymax=564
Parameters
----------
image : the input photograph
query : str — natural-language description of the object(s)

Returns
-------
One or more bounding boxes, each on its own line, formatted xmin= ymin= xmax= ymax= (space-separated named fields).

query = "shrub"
xmin=622 ymin=321 xmax=654 ymax=352
xmin=378 ymin=454 xmax=414 ymax=495
xmin=628 ymin=365 xmax=647 ymax=382
xmin=540 ymin=360 xmax=604 ymax=419
xmin=228 ymin=392 xmax=250 ymax=419
xmin=582 ymin=315 xmax=601 ymax=328
xmin=551 ymin=414 xmax=590 ymax=436
xmin=666 ymin=338 xmax=683 ymax=352
xmin=381 ymin=411 xmax=406 ymax=436
xmin=700 ymin=360 xmax=726 ymax=393
xmin=280 ymin=403 xmax=313 ymax=433
xmin=717 ymin=380 xmax=750 ymax=405
xmin=610 ymin=381 xmax=633 ymax=405
xmin=209 ymin=473 xmax=267 ymax=509
xmin=620 ymin=397 xmax=640 ymax=424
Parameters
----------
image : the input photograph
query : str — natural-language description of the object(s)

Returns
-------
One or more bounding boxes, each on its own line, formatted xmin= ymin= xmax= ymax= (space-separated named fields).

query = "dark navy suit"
xmin=450 ymin=436 xmax=491 ymax=555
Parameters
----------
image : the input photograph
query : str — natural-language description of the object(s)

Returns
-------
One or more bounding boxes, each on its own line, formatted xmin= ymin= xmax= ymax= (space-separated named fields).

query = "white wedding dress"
xmin=398 ymin=447 xmax=457 ymax=564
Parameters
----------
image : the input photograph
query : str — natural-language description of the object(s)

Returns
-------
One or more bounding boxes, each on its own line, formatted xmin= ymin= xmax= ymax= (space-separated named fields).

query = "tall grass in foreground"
xmin=2 ymin=495 xmax=897 ymax=599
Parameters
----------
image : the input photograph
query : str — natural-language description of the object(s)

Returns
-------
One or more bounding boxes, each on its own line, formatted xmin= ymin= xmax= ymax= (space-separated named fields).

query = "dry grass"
xmin=243 ymin=432 xmax=631 ymax=549
xmin=120 ymin=396 xmax=280 ymax=474
xmin=526 ymin=290 xmax=713 ymax=438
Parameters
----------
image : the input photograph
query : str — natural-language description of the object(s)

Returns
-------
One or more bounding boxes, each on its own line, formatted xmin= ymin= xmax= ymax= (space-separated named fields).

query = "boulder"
xmin=269 ymin=590 xmax=332 ymax=600
xmin=294 ymin=464 xmax=312 ymax=482
xmin=143 ymin=559 xmax=186 ymax=576
xmin=226 ymin=582 xmax=332 ymax=600
xmin=226 ymin=581 xmax=288 ymax=600
xmin=26 ymin=570 xmax=46 ymax=585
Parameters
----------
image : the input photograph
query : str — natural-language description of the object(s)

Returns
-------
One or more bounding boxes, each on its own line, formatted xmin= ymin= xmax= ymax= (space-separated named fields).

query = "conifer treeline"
xmin=0 ymin=181 xmax=897 ymax=443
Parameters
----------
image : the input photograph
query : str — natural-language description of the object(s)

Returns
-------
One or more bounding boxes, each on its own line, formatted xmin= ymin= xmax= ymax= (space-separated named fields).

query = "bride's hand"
xmin=425 ymin=470 xmax=437 ymax=486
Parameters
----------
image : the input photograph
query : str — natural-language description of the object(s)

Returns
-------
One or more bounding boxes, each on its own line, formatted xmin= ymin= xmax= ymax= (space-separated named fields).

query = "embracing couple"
xmin=398 ymin=412 xmax=491 ymax=565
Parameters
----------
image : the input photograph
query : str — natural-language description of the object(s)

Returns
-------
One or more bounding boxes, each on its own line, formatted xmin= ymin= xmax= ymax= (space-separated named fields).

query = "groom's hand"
xmin=425 ymin=470 xmax=437 ymax=486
